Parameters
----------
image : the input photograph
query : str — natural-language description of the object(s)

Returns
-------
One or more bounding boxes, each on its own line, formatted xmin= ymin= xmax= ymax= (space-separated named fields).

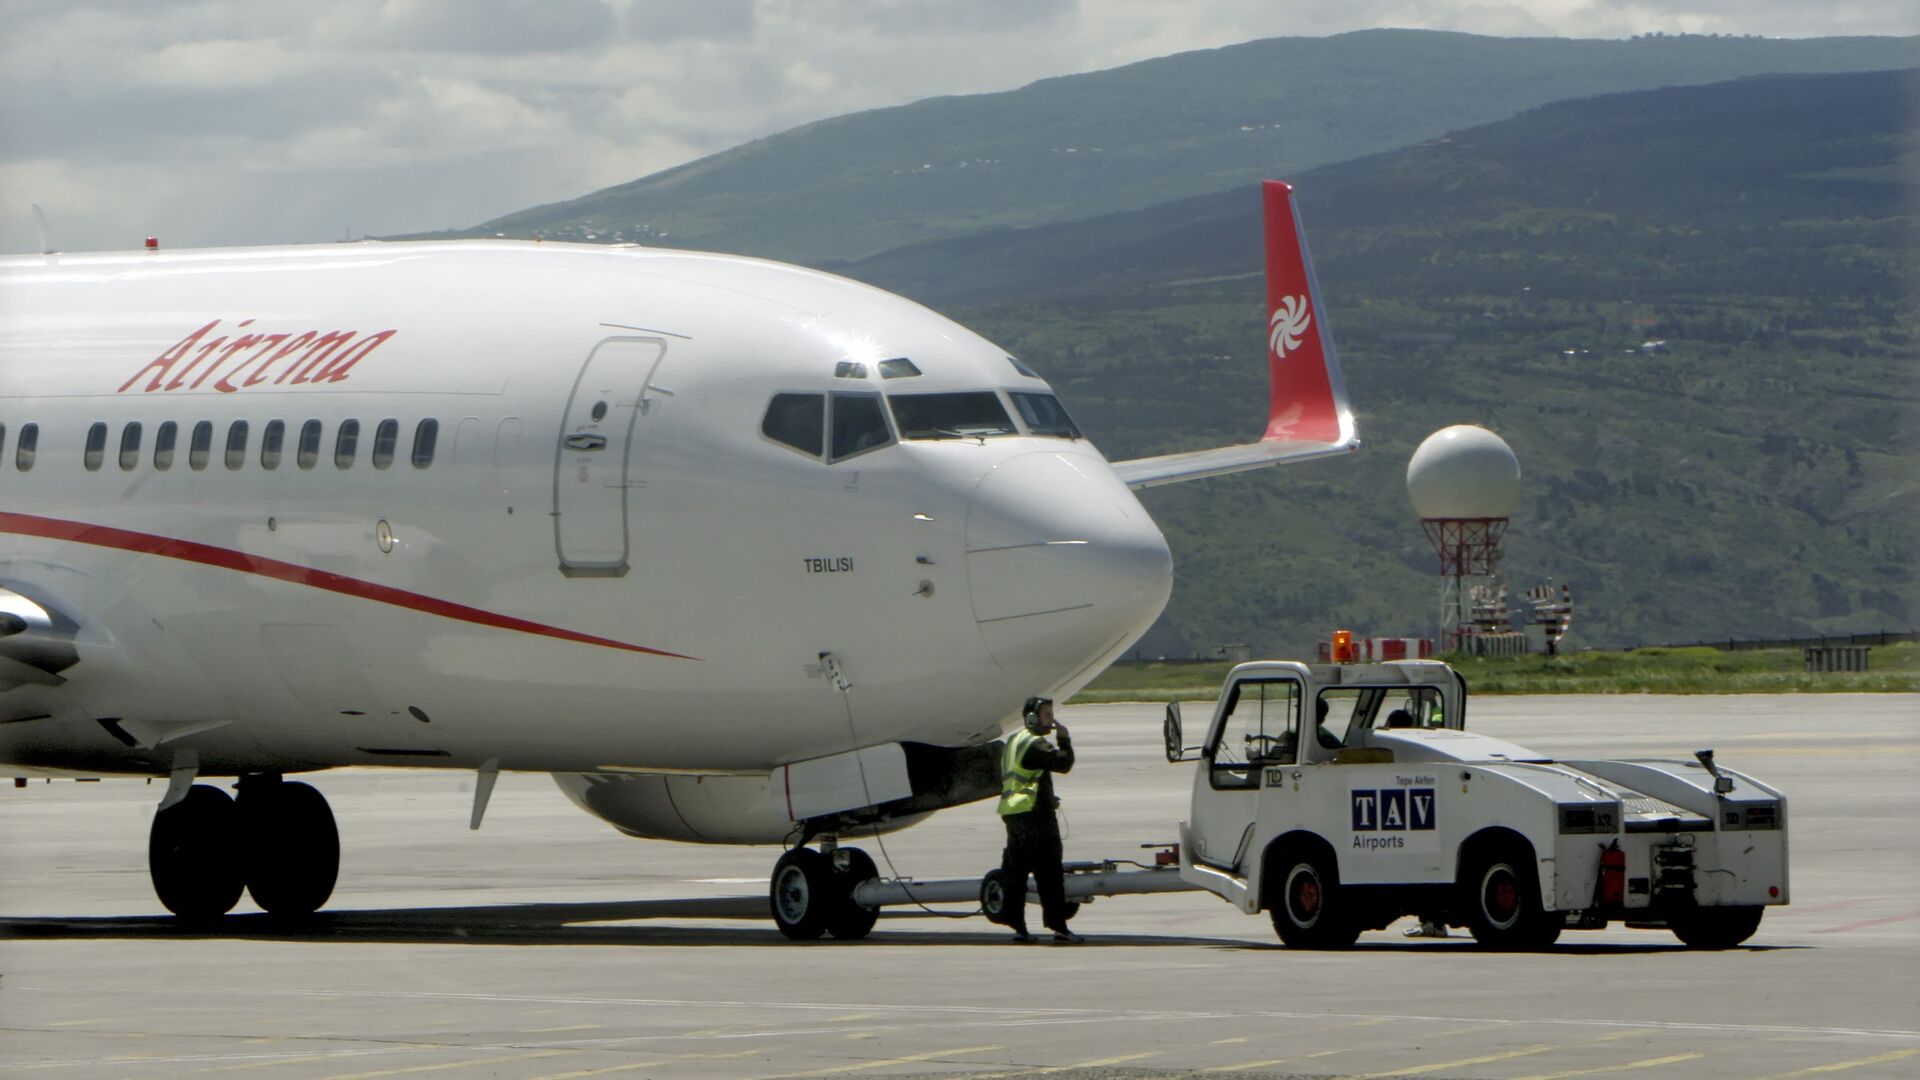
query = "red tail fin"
xmin=1262 ymin=180 xmax=1346 ymax=443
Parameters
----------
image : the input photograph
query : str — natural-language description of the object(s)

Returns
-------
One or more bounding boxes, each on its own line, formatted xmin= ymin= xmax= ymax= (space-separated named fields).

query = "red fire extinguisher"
xmin=1597 ymin=840 xmax=1626 ymax=907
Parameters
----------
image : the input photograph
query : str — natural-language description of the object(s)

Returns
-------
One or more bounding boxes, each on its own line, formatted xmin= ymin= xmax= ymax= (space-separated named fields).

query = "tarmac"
xmin=3 ymin=693 xmax=1916 ymax=1079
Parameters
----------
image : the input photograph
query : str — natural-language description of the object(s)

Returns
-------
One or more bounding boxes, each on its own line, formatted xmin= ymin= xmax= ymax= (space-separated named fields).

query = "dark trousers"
xmin=1001 ymin=809 xmax=1071 ymax=934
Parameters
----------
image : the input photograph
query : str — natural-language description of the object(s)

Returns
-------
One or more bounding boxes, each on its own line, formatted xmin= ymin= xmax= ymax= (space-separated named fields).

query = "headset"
xmin=1022 ymin=696 xmax=1053 ymax=734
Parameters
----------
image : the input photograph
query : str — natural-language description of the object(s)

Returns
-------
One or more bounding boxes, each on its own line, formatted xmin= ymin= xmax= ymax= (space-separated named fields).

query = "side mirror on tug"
xmin=1695 ymin=749 xmax=1736 ymax=795
xmin=1164 ymin=702 xmax=1199 ymax=763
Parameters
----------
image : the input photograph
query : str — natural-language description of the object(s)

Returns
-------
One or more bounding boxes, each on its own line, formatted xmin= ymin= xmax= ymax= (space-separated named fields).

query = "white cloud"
xmin=1 ymin=0 xmax=1915 ymax=254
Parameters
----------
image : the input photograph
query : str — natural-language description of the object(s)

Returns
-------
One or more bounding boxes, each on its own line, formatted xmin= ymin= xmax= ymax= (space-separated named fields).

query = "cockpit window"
xmin=1008 ymin=356 xmax=1041 ymax=378
xmin=830 ymin=392 xmax=892 ymax=461
xmin=889 ymin=391 xmax=1017 ymax=440
xmin=878 ymin=358 xmax=921 ymax=379
xmin=763 ymin=393 xmax=825 ymax=457
xmin=1009 ymin=392 xmax=1081 ymax=439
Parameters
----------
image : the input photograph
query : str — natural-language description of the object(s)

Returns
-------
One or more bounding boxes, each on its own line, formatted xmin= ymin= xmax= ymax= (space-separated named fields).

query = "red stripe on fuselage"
xmin=0 ymin=511 xmax=695 ymax=660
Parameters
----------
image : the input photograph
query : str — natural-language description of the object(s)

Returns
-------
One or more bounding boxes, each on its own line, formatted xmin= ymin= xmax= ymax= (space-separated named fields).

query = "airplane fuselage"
xmin=0 ymin=241 xmax=1173 ymax=840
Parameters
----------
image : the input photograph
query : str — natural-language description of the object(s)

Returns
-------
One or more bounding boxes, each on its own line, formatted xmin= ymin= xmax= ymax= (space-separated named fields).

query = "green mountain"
xmin=420 ymin=30 xmax=1919 ymax=264
xmin=833 ymin=69 xmax=1919 ymax=654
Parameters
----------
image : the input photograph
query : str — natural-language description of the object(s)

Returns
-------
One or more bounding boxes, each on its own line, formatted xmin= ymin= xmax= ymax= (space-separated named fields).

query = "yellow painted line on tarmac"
xmin=46 ymin=1019 xmax=103 ymax=1028
xmin=1591 ymin=1028 xmax=1663 ymax=1042
xmin=961 ymin=1050 xmax=1162 ymax=1079
xmin=525 ymin=1024 xmax=604 ymax=1034
xmin=523 ymin=1063 xmax=673 ymax=1080
xmin=1202 ymin=1059 xmax=1289 ymax=1072
xmin=1511 ymin=1052 xmax=1705 ymax=1079
xmin=846 ymin=1032 xmax=879 ymax=1040
xmin=828 ymin=1012 xmax=879 ymax=1022
xmin=1348 ymin=1017 xmax=1393 ymax=1027
xmin=1756 ymin=1048 xmax=1920 ymax=1077
xmin=318 ymin=1049 xmax=575 ymax=1080
xmin=200 ymin=1053 xmax=350 ymax=1074
xmin=1212 ymin=1036 xmax=1251 ymax=1044
xmin=1307 ymin=1048 xmax=1351 ymax=1058
xmin=1343 ymin=1044 xmax=1556 ymax=1078
xmin=747 ymin=1044 xmax=1003 ymax=1080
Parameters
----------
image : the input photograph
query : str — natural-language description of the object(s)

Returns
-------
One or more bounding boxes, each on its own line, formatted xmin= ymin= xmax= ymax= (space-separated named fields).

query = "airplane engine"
xmin=552 ymin=741 xmax=996 ymax=844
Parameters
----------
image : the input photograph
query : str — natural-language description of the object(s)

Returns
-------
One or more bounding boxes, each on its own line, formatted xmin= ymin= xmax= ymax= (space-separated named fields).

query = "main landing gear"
xmin=148 ymin=775 xmax=339 ymax=919
xmin=769 ymin=840 xmax=880 ymax=940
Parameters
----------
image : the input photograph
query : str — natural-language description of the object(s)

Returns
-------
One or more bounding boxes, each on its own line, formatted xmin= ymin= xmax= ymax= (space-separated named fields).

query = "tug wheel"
xmin=1670 ymin=905 xmax=1763 ymax=949
xmin=1461 ymin=841 xmax=1561 ymax=950
xmin=1268 ymin=847 xmax=1358 ymax=949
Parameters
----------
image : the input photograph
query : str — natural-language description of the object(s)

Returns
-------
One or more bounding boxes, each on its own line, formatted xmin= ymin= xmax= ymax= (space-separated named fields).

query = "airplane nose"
xmin=966 ymin=451 xmax=1173 ymax=687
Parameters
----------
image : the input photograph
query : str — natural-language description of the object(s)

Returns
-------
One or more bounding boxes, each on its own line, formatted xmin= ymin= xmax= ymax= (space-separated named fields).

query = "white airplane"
xmin=0 ymin=181 xmax=1354 ymax=938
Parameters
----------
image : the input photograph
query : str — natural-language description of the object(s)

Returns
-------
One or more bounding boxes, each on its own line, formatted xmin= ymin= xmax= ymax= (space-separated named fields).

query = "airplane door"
xmin=552 ymin=337 xmax=666 ymax=577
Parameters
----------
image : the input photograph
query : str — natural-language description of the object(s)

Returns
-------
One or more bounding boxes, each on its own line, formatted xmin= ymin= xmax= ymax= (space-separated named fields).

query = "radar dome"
xmin=1407 ymin=425 xmax=1521 ymax=520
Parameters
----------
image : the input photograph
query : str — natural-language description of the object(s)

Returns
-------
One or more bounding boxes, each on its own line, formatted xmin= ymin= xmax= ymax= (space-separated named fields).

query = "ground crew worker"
xmin=997 ymin=696 xmax=1081 ymax=944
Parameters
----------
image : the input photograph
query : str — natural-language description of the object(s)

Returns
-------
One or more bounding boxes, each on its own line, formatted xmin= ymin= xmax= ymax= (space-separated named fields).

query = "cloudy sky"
xmin=3 ymin=0 xmax=1914 ymax=255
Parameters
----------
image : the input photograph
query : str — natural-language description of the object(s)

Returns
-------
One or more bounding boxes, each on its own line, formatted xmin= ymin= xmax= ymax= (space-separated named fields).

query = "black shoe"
xmin=1009 ymin=931 xmax=1035 ymax=943
xmin=1050 ymin=930 xmax=1085 ymax=944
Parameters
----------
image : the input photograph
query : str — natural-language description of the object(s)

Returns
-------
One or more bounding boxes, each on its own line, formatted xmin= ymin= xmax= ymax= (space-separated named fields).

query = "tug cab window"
xmin=762 ymin=393 xmax=824 ymax=457
xmin=224 ymin=421 xmax=249 ymax=470
xmin=118 ymin=422 xmax=142 ymax=471
xmin=888 ymin=391 xmax=1016 ymax=440
xmin=84 ymin=422 xmax=107 ymax=471
xmin=154 ymin=422 xmax=176 ymax=471
xmin=16 ymin=423 xmax=37 ymax=471
xmin=1010 ymin=392 xmax=1081 ymax=439
xmin=1209 ymin=678 xmax=1301 ymax=789
xmin=830 ymin=392 xmax=892 ymax=461
xmin=188 ymin=421 xmax=213 ymax=471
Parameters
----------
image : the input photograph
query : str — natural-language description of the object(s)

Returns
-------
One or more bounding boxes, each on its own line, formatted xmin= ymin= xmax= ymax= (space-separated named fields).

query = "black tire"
xmin=1461 ymin=843 xmax=1562 ymax=950
xmin=241 ymin=780 xmax=339 ymax=917
xmin=1267 ymin=849 xmax=1359 ymax=949
xmin=149 ymin=784 xmax=244 ymax=919
xmin=770 ymin=847 xmax=832 ymax=940
xmin=1670 ymin=906 xmax=1763 ymax=949
xmin=979 ymin=867 xmax=1009 ymax=925
xmin=826 ymin=847 xmax=879 ymax=940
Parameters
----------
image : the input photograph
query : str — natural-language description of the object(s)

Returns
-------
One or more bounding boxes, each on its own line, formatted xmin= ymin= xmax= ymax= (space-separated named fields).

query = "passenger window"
xmin=1010 ymin=392 xmax=1081 ymax=439
xmin=297 ymin=420 xmax=322 ymax=470
xmin=119 ymin=422 xmax=142 ymax=471
xmin=1210 ymin=678 xmax=1300 ymax=788
xmin=888 ymin=391 xmax=1016 ymax=440
xmin=411 ymin=418 xmax=438 ymax=468
xmin=189 ymin=421 xmax=213 ymax=471
xmin=224 ymin=421 xmax=248 ymax=470
xmin=830 ymin=393 xmax=892 ymax=461
xmin=260 ymin=420 xmax=285 ymax=470
xmin=0 ymin=423 xmax=7 ymax=460
xmin=84 ymin=422 xmax=107 ymax=471
xmin=16 ymin=423 xmax=38 ymax=471
xmin=335 ymin=419 xmax=359 ymax=468
xmin=154 ymin=421 xmax=177 ymax=471
xmin=371 ymin=419 xmax=398 ymax=469
xmin=762 ymin=393 xmax=824 ymax=457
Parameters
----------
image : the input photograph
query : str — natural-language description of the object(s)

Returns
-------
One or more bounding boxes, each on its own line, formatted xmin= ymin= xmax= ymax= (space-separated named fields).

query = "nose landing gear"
xmin=769 ymin=842 xmax=880 ymax=940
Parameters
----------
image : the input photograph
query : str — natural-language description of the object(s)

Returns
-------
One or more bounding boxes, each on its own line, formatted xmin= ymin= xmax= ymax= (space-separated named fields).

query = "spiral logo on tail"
xmin=1269 ymin=295 xmax=1312 ymax=359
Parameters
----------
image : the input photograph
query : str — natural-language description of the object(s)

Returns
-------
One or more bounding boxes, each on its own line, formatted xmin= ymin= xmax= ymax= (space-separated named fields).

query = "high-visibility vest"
xmin=997 ymin=730 xmax=1044 ymax=816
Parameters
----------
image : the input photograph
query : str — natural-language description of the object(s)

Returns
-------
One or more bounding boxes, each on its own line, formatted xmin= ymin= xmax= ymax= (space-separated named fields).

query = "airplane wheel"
xmin=1268 ymin=848 xmax=1359 ymax=949
xmin=979 ymin=867 xmax=1009 ymax=925
xmin=1462 ymin=843 xmax=1561 ymax=950
xmin=1670 ymin=905 xmax=1763 ymax=949
xmin=149 ymin=784 xmax=245 ymax=919
xmin=241 ymin=780 xmax=339 ymax=917
xmin=770 ymin=847 xmax=832 ymax=940
xmin=827 ymin=847 xmax=879 ymax=940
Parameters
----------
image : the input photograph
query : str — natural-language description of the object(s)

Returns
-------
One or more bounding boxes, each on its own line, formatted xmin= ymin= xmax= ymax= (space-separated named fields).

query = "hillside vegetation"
xmin=841 ymin=69 xmax=1919 ymax=654
xmin=414 ymin=31 xmax=1918 ymax=263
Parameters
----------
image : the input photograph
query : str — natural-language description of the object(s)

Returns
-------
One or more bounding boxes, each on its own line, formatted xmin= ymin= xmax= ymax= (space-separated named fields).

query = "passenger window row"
xmin=0 ymin=418 xmax=439 ymax=474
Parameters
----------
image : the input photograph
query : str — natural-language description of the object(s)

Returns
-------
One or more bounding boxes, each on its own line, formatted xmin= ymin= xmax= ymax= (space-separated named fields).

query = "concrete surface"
xmin=2 ymin=693 xmax=1915 ymax=1079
